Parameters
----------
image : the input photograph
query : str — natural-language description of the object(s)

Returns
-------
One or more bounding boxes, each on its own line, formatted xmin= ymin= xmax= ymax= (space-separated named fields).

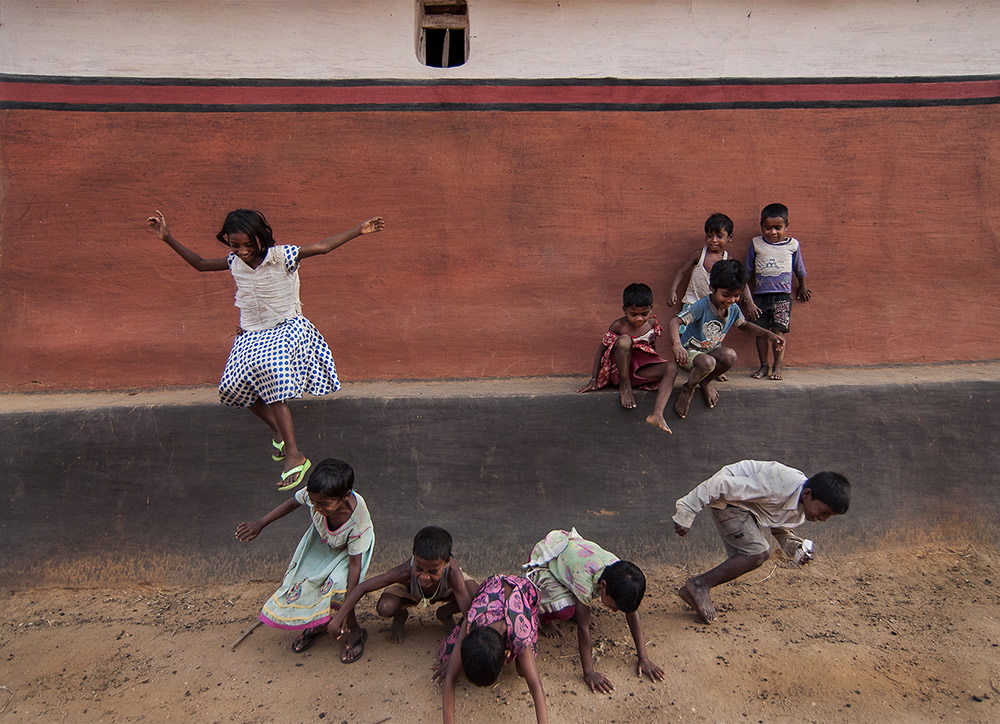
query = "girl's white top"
xmin=228 ymin=245 xmax=303 ymax=332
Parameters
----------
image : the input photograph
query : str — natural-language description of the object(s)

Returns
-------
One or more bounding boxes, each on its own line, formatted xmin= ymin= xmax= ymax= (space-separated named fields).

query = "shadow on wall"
xmin=1 ymin=379 xmax=996 ymax=586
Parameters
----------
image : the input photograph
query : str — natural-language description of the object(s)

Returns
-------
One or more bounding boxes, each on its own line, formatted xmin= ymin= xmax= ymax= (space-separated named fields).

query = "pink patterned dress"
xmin=437 ymin=574 xmax=539 ymax=667
xmin=594 ymin=317 xmax=667 ymax=391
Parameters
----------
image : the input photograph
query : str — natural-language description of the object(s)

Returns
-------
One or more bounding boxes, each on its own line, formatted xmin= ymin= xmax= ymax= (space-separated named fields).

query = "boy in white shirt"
xmin=672 ymin=460 xmax=850 ymax=624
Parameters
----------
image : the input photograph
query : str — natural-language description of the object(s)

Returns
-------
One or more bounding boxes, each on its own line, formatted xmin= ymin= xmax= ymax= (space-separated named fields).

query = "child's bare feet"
xmin=619 ymin=386 xmax=636 ymax=409
xmin=678 ymin=579 xmax=716 ymax=623
xmin=389 ymin=610 xmax=408 ymax=643
xmin=700 ymin=381 xmax=720 ymax=408
xmin=769 ymin=362 xmax=784 ymax=380
xmin=673 ymin=385 xmax=695 ymax=418
xmin=645 ymin=413 xmax=673 ymax=434
xmin=751 ymin=365 xmax=769 ymax=379
xmin=540 ymin=621 xmax=562 ymax=638
xmin=717 ymin=373 xmax=728 ymax=382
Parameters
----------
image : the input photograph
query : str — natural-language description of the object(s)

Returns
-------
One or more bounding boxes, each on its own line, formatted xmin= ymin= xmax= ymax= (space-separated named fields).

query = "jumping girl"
xmin=147 ymin=209 xmax=385 ymax=490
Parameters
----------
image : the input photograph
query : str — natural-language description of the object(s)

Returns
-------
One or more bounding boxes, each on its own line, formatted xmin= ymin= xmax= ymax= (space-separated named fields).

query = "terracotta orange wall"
xmin=2 ymin=100 xmax=999 ymax=390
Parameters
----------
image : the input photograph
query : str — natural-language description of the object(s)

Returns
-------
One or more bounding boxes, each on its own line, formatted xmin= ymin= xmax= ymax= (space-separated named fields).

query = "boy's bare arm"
xmin=796 ymin=274 xmax=812 ymax=301
xmin=738 ymin=321 xmax=785 ymax=349
xmin=741 ymin=283 xmax=761 ymax=319
xmin=330 ymin=561 xmax=411 ymax=633
xmin=666 ymin=248 xmax=701 ymax=307
xmin=667 ymin=316 xmax=687 ymax=365
xmin=449 ymin=562 xmax=474 ymax=614
xmin=573 ymin=601 xmax=614 ymax=692
xmin=625 ymin=611 xmax=665 ymax=682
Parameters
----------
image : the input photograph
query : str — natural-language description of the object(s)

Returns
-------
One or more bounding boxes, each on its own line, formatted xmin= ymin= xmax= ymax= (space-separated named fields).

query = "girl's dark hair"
xmin=461 ymin=627 xmax=506 ymax=686
xmin=413 ymin=526 xmax=453 ymax=561
xmin=306 ymin=458 xmax=355 ymax=499
xmin=216 ymin=209 xmax=276 ymax=253
xmin=598 ymin=560 xmax=646 ymax=614
xmin=622 ymin=282 xmax=654 ymax=309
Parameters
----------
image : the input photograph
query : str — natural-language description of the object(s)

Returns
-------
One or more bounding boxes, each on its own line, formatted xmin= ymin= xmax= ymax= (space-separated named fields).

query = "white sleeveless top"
xmin=681 ymin=246 xmax=728 ymax=305
xmin=227 ymin=245 xmax=303 ymax=332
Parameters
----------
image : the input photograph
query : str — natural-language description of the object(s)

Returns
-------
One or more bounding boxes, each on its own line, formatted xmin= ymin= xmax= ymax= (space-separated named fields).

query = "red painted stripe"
xmin=2 ymin=79 xmax=998 ymax=106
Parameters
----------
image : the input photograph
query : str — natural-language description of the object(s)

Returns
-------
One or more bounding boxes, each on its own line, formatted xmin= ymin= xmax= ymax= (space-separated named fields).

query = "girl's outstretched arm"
xmin=437 ymin=623 xmax=468 ymax=724
xmin=146 ymin=211 xmax=229 ymax=272
xmin=517 ymin=650 xmax=549 ymax=724
xmin=235 ymin=497 xmax=302 ymax=542
xmin=298 ymin=217 xmax=385 ymax=260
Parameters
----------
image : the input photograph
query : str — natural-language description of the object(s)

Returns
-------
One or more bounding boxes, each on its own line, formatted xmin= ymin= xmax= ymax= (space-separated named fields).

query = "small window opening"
xmin=418 ymin=1 xmax=469 ymax=68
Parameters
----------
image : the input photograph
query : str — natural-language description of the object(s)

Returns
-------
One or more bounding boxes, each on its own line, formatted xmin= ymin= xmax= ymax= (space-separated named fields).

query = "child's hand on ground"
xmin=674 ymin=522 xmax=689 ymax=537
xmin=577 ymin=378 xmax=600 ymax=393
xmin=430 ymin=662 xmax=447 ymax=684
xmin=146 ymin=210 xmax=170 ymax=240
xmin=584 ymin=670 xmax=614 ymax=694
xmin=637 ymin=657 xmax=665 ymax=683
xmin=358 ymin=217 xmax=385 ymax=235
xmin=797 ymin=286 xmax=812 ymax=302
xmin=235 ymin=520 xmax=263 ymax=542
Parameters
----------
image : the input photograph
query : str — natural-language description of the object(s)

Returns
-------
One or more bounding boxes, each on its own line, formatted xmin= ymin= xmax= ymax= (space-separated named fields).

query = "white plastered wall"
xmin=1 ymin=0 xmax=998 ymax=79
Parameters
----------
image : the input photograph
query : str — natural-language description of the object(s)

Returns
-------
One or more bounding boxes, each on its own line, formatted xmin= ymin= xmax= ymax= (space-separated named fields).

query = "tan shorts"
xmin=710 ymin=505 xmax=770 ymax=557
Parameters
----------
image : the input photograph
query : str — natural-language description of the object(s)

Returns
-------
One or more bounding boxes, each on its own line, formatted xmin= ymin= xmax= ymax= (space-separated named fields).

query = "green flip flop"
xmin=278 ymin=458 xmax=312 ymax=491
xmin=271 ymin=439 xmax=286 ymax=462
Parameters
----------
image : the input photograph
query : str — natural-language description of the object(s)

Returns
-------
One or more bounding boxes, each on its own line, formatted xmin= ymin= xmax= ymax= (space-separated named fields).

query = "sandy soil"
xmin=2 ymin=544 xmax=998 ymax=723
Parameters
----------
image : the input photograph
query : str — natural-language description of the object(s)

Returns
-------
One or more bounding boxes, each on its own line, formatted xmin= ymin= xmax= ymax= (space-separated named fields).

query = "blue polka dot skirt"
xmin=218 ymin=316 xmax=341 ymax=408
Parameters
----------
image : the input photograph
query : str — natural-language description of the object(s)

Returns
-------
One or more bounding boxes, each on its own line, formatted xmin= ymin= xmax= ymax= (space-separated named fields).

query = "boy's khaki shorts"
xmin=710 ymin=505 xmax=770 ymax=557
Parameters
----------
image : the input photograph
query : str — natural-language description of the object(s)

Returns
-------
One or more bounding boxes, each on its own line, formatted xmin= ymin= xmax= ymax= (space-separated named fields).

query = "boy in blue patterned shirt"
xmin=652 ymin=259 xmax=783 ymax=428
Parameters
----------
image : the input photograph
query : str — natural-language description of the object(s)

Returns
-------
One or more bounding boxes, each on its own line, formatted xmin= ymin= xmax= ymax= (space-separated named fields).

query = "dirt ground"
xmin=2 ymin=544 xmax=998 ymax=724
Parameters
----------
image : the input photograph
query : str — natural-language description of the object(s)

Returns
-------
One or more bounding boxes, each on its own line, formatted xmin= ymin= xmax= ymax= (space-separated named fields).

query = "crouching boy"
xmin=672 ymin=460 xmax=850 ymax=624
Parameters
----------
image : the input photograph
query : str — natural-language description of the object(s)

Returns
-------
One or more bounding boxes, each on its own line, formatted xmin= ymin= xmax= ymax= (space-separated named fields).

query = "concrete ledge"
xmin=1 ymin=363 xmax=997 ymax=586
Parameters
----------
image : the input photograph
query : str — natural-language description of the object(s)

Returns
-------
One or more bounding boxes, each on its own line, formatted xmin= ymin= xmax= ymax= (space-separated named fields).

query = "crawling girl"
xmin=235 ymin=458 xmax=374 ymax=663
xmin=147 ymin=209 xmax=384 ymax=490
xmin=434 ymin=574 xmax=547 ymax=723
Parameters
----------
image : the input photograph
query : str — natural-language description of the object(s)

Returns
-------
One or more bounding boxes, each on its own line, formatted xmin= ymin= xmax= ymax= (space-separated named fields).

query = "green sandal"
xmin=278 ymin=458 xmax=312 ymax=491
xmin=271 ymin=439 xmax=286 ymax=462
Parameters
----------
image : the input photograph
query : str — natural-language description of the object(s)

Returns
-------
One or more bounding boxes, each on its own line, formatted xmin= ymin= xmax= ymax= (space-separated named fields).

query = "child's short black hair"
xmin=461 ymin=627 xmax=506 ymax=686
xmin=704 ymin=212 xmax=734 ymax=237
xmin=804 ymin=472 xmax=851 ymax=514
xmin=760 ymin=203 xmax=789 ymax=224
xmin=622 ymin=282 xmax=654 ymax=309
xmin=598 ymin=560 xmax=646 ymax=614
xmin=708 ymin=258 xmax=749 ymax=292
xmin=216 ymin=209 xmax=277 ymax=252
xmin=413 ymin=526 xmax=453 ymax=561
xmin=306 ymin=458 xmax=355 ymax=499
